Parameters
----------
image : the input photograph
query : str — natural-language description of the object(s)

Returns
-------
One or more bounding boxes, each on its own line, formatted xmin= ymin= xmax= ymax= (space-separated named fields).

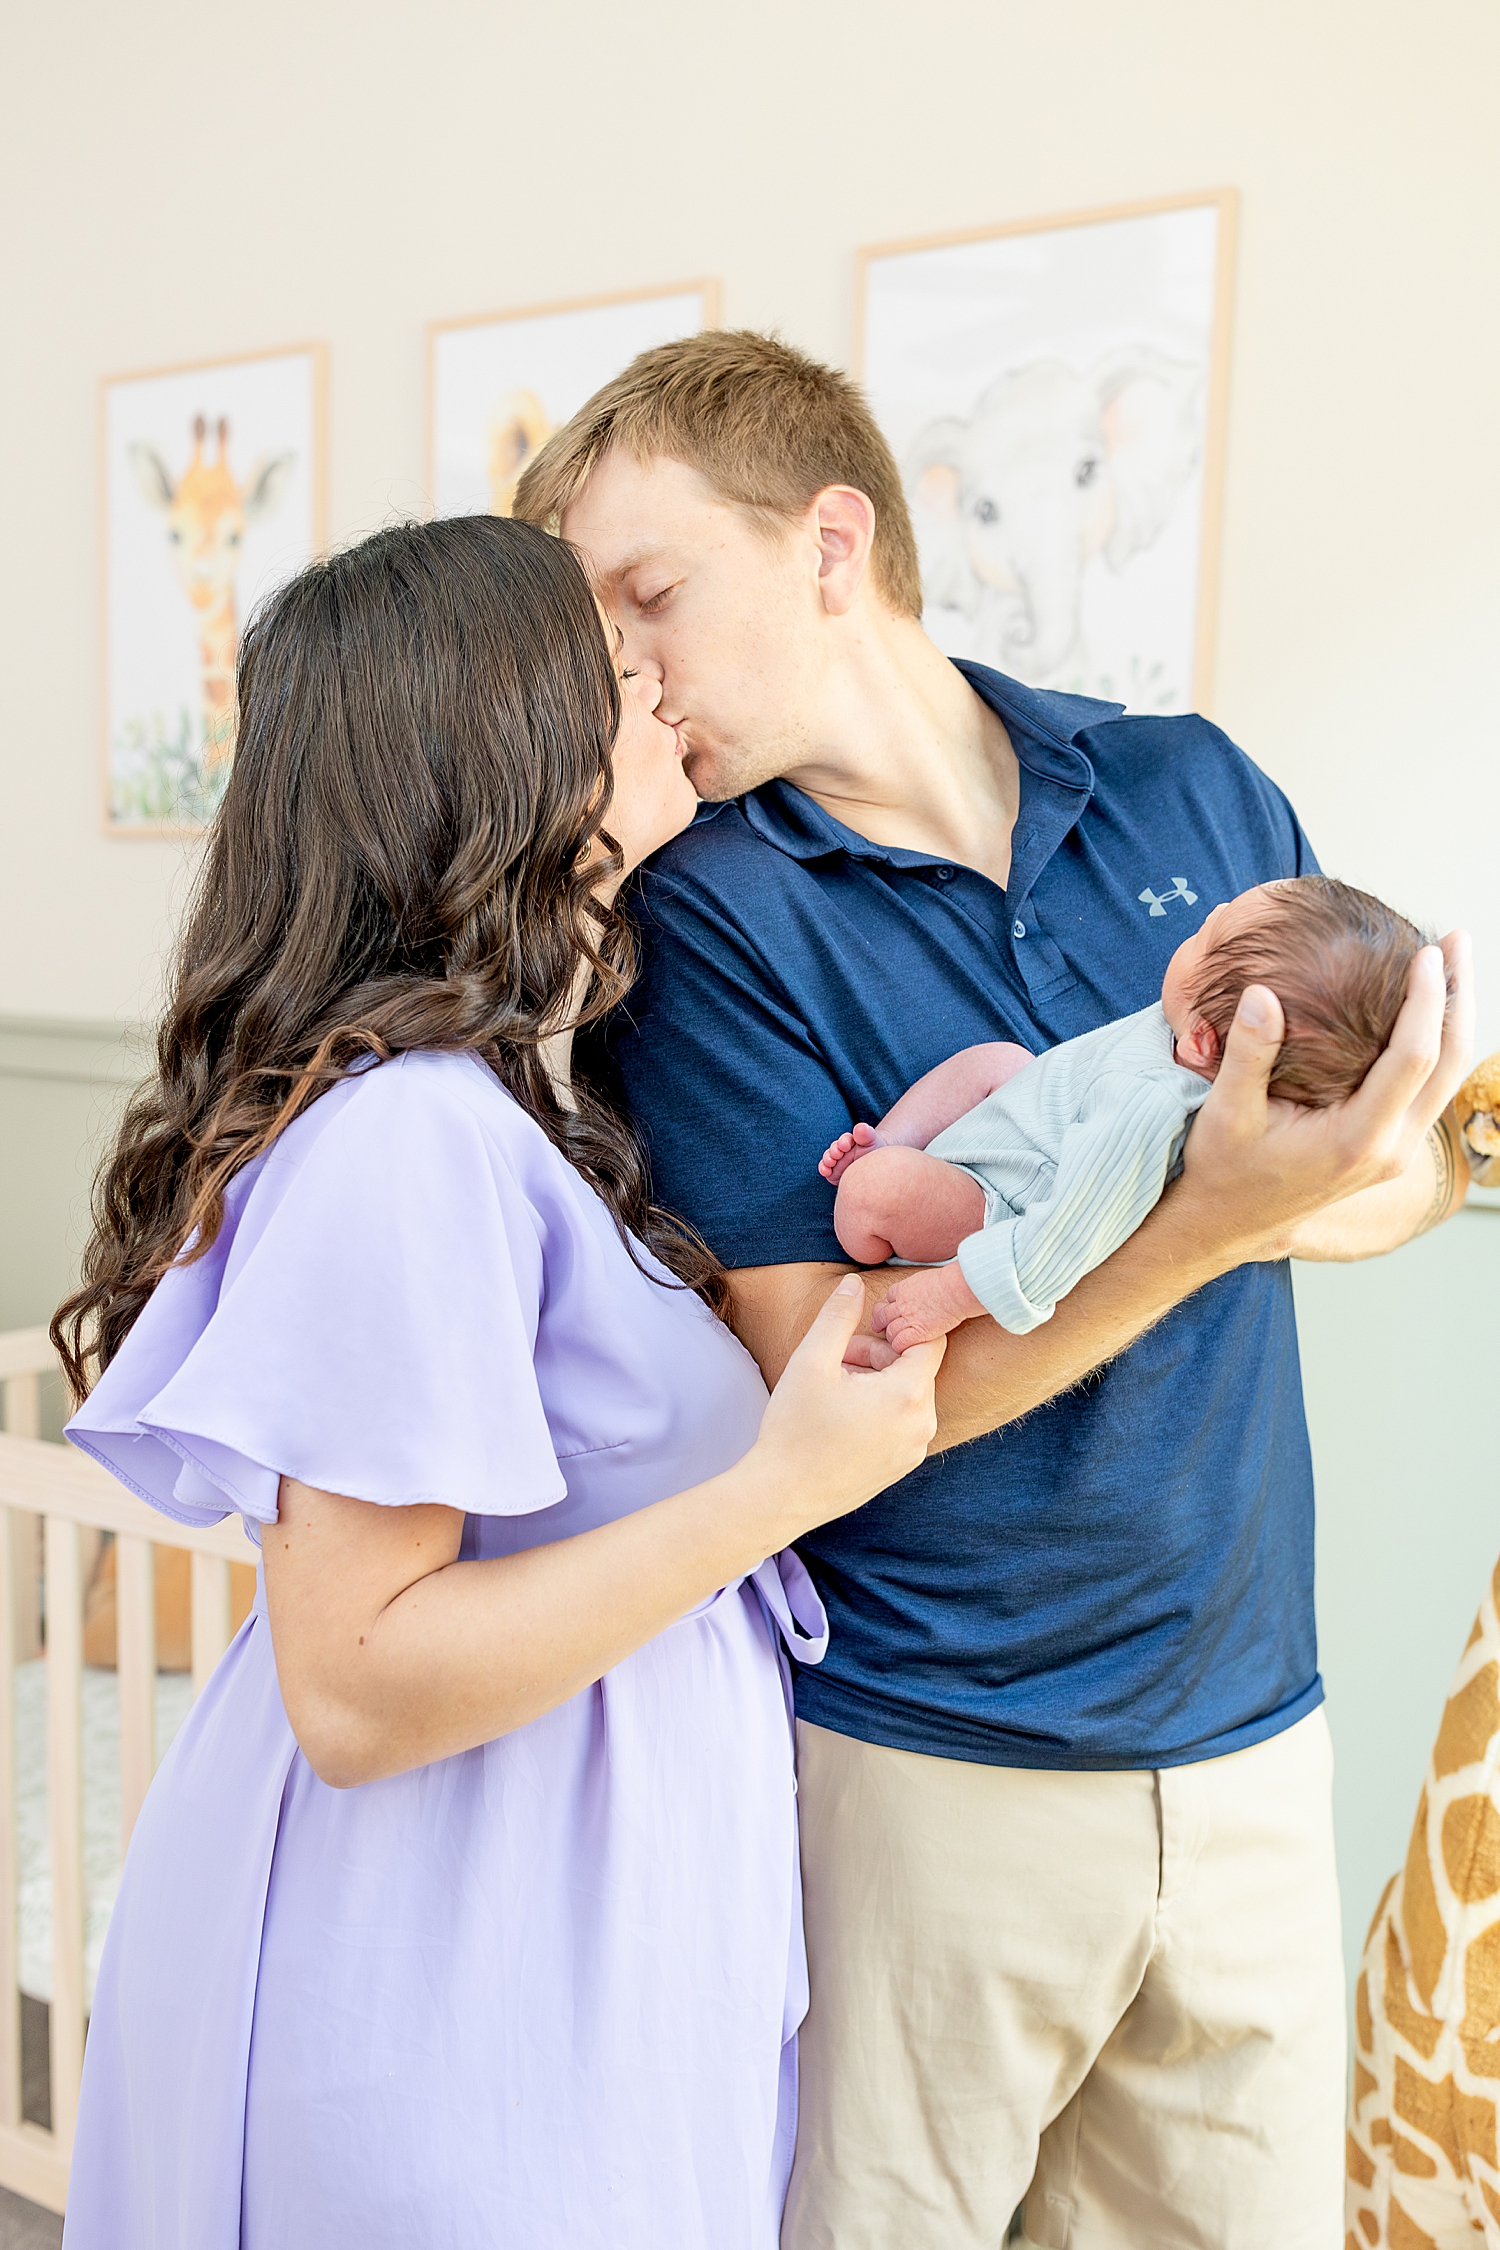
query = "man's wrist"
xmin=1413 ymin=1109 xmax=1468 ymax=1232
xmin=1150 ymin=1175 xmax=1268 ymax=1280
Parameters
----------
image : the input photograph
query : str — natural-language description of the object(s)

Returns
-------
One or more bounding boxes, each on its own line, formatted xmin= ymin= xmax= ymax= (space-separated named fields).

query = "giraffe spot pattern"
xmin=1366 ymin=1873 xmax=1399 ymax=1955
xmin=1388 ymin=2198 xmax=1437 ymax=2249
xmin=1350 ymin=1556 xmax=1500 ymax=2245
xmin=1393 ymin=2055 xmax=1498 ymax=2178
xmin=1383 ymin=1923 xmax=1442 ymax=2060
xmin=1463 ymin=1920 xmax=1500 ymax=2080
xmin=1433 ymin=1664 xmax=1500 ymax=1782
xmin=1443 ymin=1796 xmax=1500 ymax=1904
xmin=1402 ymin=1793 xmax=1448 ymax=2009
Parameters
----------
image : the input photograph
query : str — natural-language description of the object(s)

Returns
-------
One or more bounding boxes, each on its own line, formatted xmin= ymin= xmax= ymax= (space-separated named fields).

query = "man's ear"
xmin=811 ymin=485 xmax=876 ymax=617
xmin=1176 ymin=1017 xmax=1223 ymax=1074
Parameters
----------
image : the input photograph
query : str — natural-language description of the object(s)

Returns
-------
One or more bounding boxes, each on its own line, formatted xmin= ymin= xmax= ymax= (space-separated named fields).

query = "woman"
xmin=55 ymin=517 xmax=941 ymax=2249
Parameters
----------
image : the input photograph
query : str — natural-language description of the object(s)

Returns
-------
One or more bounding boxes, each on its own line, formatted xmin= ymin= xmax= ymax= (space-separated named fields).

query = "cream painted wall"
xmin=1 ymin=0 xmax=1498 ymax=2008
xmin=1 ymin=0 xmax=1497 ymax=1031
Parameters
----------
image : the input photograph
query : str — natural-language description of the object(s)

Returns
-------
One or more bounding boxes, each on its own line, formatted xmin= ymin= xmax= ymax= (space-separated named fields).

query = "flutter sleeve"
xmin=955 ymin=1071 xmax=1207 ymax=1335
xmin=66 ymin=1057 xmax=568 ymax=1537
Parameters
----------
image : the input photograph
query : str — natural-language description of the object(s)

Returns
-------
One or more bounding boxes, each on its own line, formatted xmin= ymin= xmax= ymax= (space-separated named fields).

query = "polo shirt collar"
xmin=734 ymin=661 xmax=1122 ymax=867
xmin=953 ymin=660 xmax=1121 ymax=793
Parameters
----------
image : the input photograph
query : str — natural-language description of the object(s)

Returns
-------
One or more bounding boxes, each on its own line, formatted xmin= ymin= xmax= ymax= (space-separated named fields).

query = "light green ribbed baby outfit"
xmin=925 ymin=1003 xmax=1210 ymax=1335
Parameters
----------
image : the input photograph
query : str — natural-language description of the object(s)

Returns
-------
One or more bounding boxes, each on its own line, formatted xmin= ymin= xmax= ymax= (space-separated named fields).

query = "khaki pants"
xmin=783 ymin=1710 xmax=1345 ymax=2250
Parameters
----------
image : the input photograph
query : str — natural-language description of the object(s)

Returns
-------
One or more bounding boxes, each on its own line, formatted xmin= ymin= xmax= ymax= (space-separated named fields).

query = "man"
xmin=515 ymin=331 xmax=1471 ymax=2249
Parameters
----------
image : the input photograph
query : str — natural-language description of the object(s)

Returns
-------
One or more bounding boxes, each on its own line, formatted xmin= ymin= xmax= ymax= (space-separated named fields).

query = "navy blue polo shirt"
xmin=608 ymin=662 xmax=1323 ymax=1770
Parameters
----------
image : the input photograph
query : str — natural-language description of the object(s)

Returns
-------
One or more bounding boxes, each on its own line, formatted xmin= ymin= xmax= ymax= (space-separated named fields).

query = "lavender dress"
xmin=62 ymin=1053 xmax=826 ymax=2250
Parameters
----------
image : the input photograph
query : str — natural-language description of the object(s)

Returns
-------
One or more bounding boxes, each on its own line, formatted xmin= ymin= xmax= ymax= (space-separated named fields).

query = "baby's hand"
xmin=818 ymin=1121 xmax=886 ymax=1184
xmin=873 ymin=1263 xmax=987 ymax=1354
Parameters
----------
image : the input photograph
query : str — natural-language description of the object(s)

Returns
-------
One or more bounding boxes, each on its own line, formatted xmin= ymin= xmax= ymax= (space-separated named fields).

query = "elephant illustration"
xmin=906 ymin=348 xmax=1203 ymax=688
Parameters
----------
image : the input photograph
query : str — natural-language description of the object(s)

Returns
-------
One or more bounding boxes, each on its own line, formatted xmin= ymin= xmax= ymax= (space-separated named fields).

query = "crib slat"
xmin=44 ymin=1515 xmax=85 ymax=2158
xmin=117 ymin=1535 xmax=156 ymax=1849
xmin=0 ymin=1390 xmax=42 ymax=1673
xmin=191 ymin=1553 xmax=231 ymax=1699
xmin=0 ymin=1431 xmax=249 ymax=1561
xmin=0 ymin=1336 xmax=51 ymax=1387
xmin=0 ymin=1511 xmax=20 ymax=2131
xmin=0 ymin=1375 xmax=39 ymax=1443
xmin=7 ymin=1513 xmax=39 ymax=1666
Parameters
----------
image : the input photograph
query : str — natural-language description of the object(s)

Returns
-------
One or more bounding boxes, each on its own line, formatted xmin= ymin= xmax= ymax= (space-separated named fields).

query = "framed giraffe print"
xmin=856 ymin=191 xmax=1237 ymax=715
xmin=427 ymin=281 xmax=718 ymax=519
xmin=102 ymin=342 xmax=327 ymax=834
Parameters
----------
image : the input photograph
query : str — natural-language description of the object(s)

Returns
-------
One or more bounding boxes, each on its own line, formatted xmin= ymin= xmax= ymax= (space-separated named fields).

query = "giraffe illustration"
xmin=486 ymin=388 xmax=552 ymax=516
xmin=1349 ymin=1552 xmax=1500 ymax=2247
xmin=128 ymin=415 xmax=294 ymax=773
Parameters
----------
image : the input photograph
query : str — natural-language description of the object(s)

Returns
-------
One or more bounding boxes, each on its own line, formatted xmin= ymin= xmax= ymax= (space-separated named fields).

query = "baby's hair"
xmin=1190 ymin=876 xmax=1429 ymax=1106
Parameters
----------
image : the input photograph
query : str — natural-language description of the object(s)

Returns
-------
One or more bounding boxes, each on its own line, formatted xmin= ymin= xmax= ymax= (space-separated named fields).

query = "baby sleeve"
xmin=66 ymin=1057 xmax=568 ymax=1536
xmin=956 ymin=1073 xmax=1204 ymax=1334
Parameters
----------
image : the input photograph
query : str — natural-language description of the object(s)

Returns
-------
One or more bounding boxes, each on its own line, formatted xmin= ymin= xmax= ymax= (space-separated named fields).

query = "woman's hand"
xmin=748 ymin=1275 xmax=944 ymax=1540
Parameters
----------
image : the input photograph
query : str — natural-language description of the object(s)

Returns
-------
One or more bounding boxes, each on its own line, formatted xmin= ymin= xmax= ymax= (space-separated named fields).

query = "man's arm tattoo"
xmin=1418 ymin=1113 xmax=1460 ymax=1234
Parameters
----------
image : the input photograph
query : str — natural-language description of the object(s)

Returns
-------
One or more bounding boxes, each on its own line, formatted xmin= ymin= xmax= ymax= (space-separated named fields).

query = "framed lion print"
xmin=427 ymin=281 xmax=719 ymax=520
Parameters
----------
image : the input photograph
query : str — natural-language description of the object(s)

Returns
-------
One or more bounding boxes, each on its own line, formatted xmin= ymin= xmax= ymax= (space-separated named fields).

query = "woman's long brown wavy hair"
xmin=53 ymin=515 xmax=727 ymax=1403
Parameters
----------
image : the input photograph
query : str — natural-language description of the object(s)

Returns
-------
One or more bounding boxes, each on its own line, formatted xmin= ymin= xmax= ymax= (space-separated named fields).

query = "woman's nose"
xmin=639 ymin=667 xmax=664 ymax=713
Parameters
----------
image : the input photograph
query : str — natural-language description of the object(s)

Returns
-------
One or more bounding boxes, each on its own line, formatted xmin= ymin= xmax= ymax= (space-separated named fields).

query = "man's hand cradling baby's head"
xmin=1160 ymin=875 xmax=1431 ymax=1107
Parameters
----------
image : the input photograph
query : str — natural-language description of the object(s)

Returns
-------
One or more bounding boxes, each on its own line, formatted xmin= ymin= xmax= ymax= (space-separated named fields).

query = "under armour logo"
xmin=1138 ymin=878 xmax=1198 ymax=918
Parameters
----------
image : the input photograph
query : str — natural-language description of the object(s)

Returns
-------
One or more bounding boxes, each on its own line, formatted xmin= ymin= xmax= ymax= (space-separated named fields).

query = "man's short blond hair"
xmin=512 ymin=329 xmax=924 ymax=620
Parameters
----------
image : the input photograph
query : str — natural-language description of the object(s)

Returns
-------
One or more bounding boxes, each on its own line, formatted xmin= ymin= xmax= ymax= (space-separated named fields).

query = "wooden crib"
xmin=0 ymin=1325 xmax=257 ymax=2216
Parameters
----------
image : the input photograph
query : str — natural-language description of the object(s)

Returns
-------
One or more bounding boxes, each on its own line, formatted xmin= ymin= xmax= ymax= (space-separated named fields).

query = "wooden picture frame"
xmin=100 ymin=341 xmax=328 ymax=838
xmin=426 ymin=280 xmax=720 ymax=520
xmin=855 ymin=190 xmax=1238 ymax=716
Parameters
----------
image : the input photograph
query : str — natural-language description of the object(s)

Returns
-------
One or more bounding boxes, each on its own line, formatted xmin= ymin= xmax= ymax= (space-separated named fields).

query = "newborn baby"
xmin=818 ymin=875 xmax=1425 ymax=1353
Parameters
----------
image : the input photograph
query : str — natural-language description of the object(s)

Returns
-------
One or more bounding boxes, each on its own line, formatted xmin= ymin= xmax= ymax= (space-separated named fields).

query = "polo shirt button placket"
xmin=1012 ymin=919 xmax=1026 ymax=940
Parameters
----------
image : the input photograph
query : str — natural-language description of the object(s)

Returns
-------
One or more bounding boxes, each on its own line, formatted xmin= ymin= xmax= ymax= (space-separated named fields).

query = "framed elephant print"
xmin=427 ymin=281 xmax=719 ymax=520
xmin=857 ymin=190 xmax=1237 ymax=714
xmin=102 ymin=343 xmax=327 ymax=835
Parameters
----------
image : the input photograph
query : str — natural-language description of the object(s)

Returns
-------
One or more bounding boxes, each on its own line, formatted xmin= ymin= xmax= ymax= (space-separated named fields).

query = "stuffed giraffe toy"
xmin=129 ymin=414 xmax=293 ymax=774
xmin=1348 ymin=1055 xmax=1500 ymax=2248
xmin=1349 ymin=1558 xmax=1500 ymax=2247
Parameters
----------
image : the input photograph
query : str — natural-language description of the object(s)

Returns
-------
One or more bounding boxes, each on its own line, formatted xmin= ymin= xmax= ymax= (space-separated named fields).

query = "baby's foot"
xmin=818 ymin=1121 xmax=886 ymax=1184
xmin=872 ymin=1262 xmax=986 ymax=1353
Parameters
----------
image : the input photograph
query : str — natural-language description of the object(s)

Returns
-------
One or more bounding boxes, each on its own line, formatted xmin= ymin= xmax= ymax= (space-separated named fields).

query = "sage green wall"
xmin=1297 ymin=1215 xmax=1499 ymax=1994
xmin=0 ymin=1020 xmax=139 ymax=1436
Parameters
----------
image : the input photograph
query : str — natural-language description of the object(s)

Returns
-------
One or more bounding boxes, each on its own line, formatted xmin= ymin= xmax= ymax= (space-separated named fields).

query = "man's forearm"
xmin=728 ymin=1179 xmax=1241 ymax=1457
xmin=914 ymin=1180 xmax=1239 ymax=1449
xmin=1281 ymin=1108 xmax=1467 ymax=1264
xmin=729 ymin=937 xmax=1472 ymax=1458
